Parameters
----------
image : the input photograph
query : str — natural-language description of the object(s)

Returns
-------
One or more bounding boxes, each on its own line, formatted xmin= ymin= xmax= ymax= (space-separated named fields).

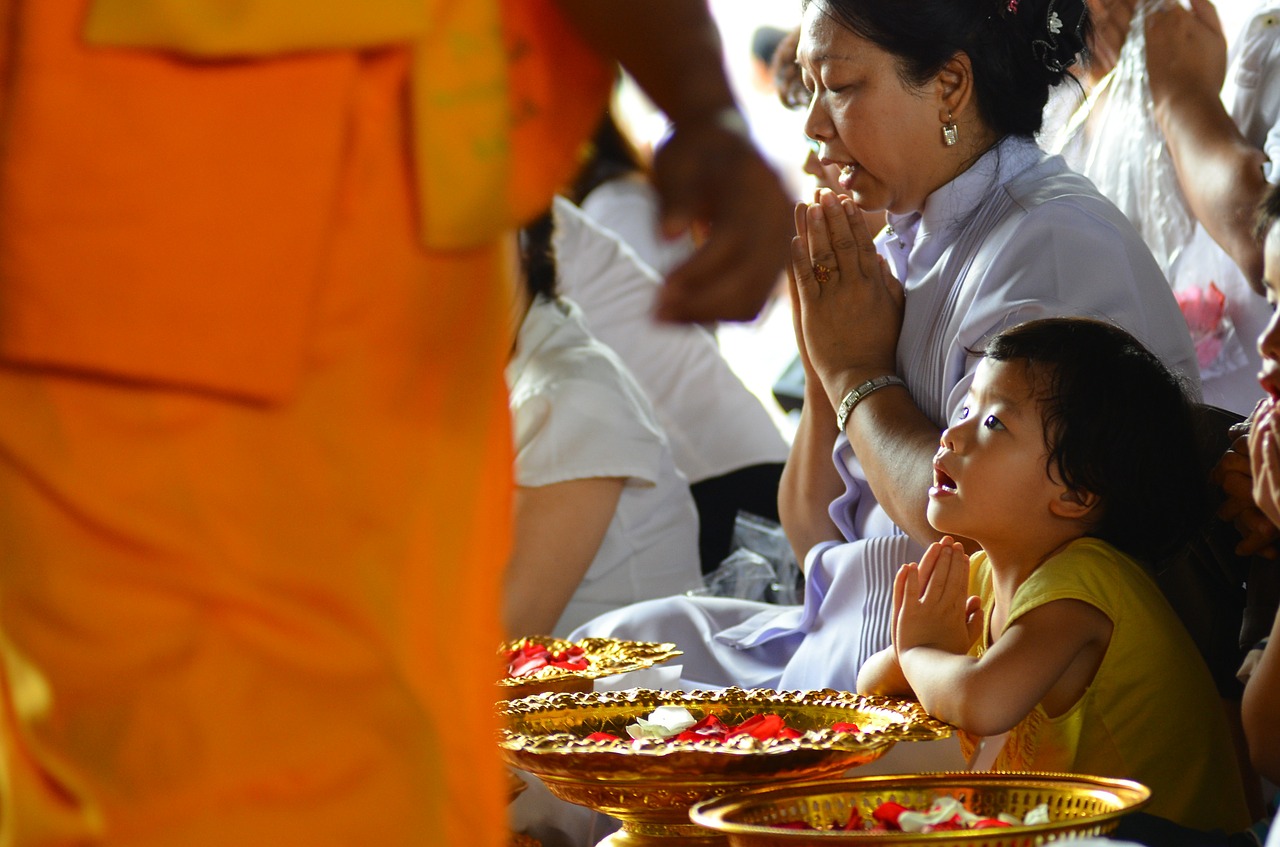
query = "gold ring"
xmin=813 ymin=263 xmax=833 ymax=284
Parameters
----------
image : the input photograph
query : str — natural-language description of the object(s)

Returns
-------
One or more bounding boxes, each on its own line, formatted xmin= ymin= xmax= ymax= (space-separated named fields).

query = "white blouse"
xmin=506 ymin=295 xmax=702 ymax=637
xmin=552 ymin=196 xmax=789 ymax=484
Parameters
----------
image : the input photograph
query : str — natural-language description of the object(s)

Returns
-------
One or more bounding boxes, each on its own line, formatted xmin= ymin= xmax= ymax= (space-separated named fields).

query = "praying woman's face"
xmin=1249 ymin=224 xmax=1280 ymax=528
xmin=796 ymin=3 xmax=953 ymax=215
xmin=1258 ymin=224 xmax=1280 ymax=402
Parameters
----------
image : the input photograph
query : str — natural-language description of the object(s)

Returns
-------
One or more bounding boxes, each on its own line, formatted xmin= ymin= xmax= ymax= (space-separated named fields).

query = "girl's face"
xmin=796 ymin=4 xmax=951 ymax=215
xmin=928 ymin=359 xmax=1069 ymax=548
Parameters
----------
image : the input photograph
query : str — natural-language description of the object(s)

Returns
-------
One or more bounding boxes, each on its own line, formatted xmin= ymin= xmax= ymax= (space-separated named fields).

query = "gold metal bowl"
xmin=498 ymin=688 xmax=952 ymax=846
xmin=499 ymin=636 xmax=683 ymax=698
xmin=689 ymin=771 xmax=1151 ymax=846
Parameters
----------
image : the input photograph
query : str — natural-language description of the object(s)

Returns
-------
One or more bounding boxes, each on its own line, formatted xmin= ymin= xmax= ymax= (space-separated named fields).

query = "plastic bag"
xmin=1050 ymin=0 xmax=1195 ymax=276
xmin=689 ymin=511 xmax=803 ymax=605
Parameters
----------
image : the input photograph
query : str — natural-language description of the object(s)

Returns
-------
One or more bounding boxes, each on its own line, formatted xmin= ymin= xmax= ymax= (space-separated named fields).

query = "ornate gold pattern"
xmin=499 ymin=637 xmax=682 ymax=698
xmin=690 ymin=771 xmax=1152 ymax=846
xmin=497 ymin=688 xmax=952 ymax=845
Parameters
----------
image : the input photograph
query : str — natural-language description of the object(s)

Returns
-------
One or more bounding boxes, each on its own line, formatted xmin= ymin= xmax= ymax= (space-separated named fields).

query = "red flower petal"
xmin=831 ymin=722 xmax=860 ymax=733
xmin=872 ymin=801 xmax=907 ymax=829
xmin=727 ymin=713 xmax=787 ymax=740
xmin=584 ymin=732 xmax=621 ymax=742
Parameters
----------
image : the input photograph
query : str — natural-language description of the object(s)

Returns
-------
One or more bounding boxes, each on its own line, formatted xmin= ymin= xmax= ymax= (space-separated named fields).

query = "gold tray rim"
xmin=498 ymin=636 xmax=682 ymax=689
xmin=497 ymin=687 xmax=953 ymax=759
xmin=688 ymin=770 xmax=1152 ymax=840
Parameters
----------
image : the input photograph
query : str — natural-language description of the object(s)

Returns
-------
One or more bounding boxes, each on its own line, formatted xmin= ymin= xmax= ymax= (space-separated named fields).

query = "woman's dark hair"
xmin=983 ymin=317 xmax=1208 ymax=565
xmin=801 ymin=0 xmax=1090 ymax=137
xmin=518 ymin=210 xmax=558 ymax=302
xmin=1255 ymin=182 xmax=1280 ymax=242
xmin=566 ymin=110 xmax=649 ymax=206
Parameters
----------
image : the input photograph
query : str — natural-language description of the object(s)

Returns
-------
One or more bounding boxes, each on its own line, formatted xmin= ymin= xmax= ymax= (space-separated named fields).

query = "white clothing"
xmin=552 ymin=196 xmax=789 ymax=484
xmin=578 ymin=178 xmax=696 ymax=278
xmin=507 ymin=295 xmax=702 ymax=637
xmin=573 ymin=136 xmax=1199 ymax=691
xmin=1164 ymin=1 xmax=1280 ymax=415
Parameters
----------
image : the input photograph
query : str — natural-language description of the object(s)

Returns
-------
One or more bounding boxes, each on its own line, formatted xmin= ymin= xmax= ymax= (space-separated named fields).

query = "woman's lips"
xmin=1261 ymin=368 xmax=1280 ymax=400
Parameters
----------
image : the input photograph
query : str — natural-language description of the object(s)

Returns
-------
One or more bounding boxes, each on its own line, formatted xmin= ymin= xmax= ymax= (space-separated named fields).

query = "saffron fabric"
xmin=0 ymin=1 xmax=608 ymax=844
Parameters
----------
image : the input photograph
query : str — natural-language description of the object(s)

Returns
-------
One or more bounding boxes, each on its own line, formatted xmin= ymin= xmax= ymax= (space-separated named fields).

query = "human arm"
xmin=1242 ymin=608 xmax=1280 ymax=782
xmin=1147 ymin=0 xmax=1269 ymax=291
xmin=788 ymin=190 xmax=950 ymax=548
xmin=894 ymin=550 xmax=1110 ymax=735
xmin=778 ymin=202 xmax=851 ymax=567
xmin=551 ymin=0 xmax=792 ymax=324
xmin=504 ymin=477 xmax=625 ymax=637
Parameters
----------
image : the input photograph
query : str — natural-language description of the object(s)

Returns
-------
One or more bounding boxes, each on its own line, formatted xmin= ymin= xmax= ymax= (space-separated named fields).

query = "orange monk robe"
xmin=0 ymin=1 xmax=609 ymax=844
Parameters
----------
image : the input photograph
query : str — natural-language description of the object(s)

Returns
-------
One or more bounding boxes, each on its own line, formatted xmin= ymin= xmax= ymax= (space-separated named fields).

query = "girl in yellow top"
xmin=858 ymin=317 xmax=1251 ymax=834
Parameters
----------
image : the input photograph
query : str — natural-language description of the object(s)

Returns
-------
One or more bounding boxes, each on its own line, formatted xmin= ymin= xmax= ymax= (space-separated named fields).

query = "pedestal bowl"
xmin=499 ymin=636 xmax=683 ymax=698
xmin=689 ymin=771 xmax=1151 ymax=847
xmin=498 ymin=687 xmax=952 ymax=847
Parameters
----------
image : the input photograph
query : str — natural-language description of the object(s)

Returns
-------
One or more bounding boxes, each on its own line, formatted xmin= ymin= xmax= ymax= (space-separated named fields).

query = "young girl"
xmin=857 ymin=317 xmax=1251 ymax=834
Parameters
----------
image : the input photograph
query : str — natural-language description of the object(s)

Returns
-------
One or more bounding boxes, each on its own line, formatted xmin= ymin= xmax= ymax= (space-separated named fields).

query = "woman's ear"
xmin=1049 ymin=486 xmax=1100 ymax=521
xmin=934 ymin=51 xmax=975 ymax=124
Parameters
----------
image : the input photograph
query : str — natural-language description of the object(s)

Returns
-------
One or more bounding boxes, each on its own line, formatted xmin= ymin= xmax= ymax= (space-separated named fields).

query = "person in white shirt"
xmin=505 ymin=211 xmax=702 ymax=638
xmin=552 ymin=196 xmax=790 ymax=573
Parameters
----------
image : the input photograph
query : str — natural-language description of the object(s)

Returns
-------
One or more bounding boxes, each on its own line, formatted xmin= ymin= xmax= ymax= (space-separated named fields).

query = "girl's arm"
xmin=504 ymin=477 xmax=625 ymax=637
xmin=857 ymin=647 xmax=913 ymax=696
xmin=898 ymin=596 xmax=1111 ymax=737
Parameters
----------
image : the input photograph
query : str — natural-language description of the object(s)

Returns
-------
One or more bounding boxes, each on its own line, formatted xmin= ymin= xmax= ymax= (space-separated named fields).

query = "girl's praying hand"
xmin=856 ymin=537 xmax=979 ymax=698
xmin=894 ymin=536 xmax=982 ymax=660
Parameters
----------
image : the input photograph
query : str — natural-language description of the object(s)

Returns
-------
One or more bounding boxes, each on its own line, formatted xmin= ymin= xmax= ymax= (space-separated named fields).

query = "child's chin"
xmin=925 ymin=501 xmax=956 ymax=534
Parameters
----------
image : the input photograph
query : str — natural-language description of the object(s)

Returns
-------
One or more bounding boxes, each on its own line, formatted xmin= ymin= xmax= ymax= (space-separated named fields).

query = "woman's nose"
xmin=802 ymin=93 xmax=832 ymax=144
xmin=1260 ymin=308 xmax=1280 ymax=366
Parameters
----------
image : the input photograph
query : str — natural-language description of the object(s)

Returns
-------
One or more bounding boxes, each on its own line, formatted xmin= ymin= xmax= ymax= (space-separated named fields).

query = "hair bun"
xmin=1027 ymin=0 xmax=1087 ymax=73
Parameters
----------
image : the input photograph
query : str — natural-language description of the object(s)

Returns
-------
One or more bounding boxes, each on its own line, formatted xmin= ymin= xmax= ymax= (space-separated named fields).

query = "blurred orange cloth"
xmin=0 ymin=1 xmax=608 ymax=845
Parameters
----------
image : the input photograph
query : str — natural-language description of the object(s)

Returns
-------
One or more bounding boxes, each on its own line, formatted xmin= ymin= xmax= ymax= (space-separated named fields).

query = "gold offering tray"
xmin=689 ymin=771 xmax=1151 ymax=846
xmin=498 ymin=688 xmax=952 ymax=847
xmin=499 ymin=636 xmax=682 ymax=698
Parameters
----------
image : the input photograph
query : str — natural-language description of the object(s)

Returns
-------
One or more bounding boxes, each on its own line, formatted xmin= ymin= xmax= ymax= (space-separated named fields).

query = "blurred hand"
xmin=651 ymin=115 xmax=792 ymax=324
xmin=1086 ymin=0 xmax=1139 ymax=83
xmin=1146 ymin=0 xmax=1227 ymax=111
